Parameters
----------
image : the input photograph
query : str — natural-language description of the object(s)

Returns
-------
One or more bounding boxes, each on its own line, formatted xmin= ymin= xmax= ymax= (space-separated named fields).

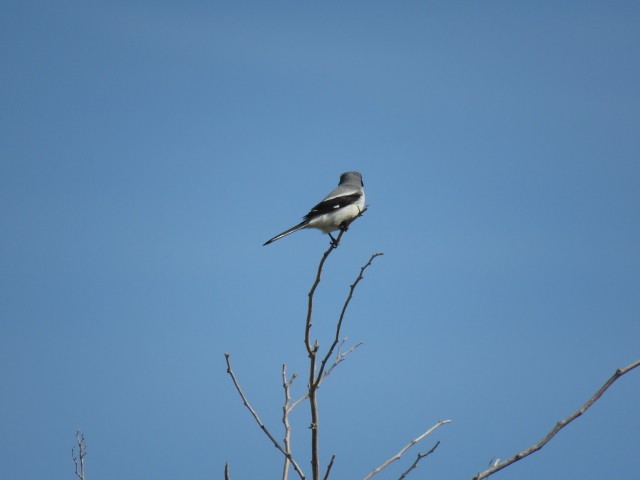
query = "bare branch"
xmin=398 ymin=441 xmax=440 ymax=480
xmin=364 ymin=420 xmax=452 ymax=480
xmin=290 ymin=341 xmax=363 ymax=411
xmin=304 ymin=227 xmax=348 ymax=480
xmin=315 ymin=253 xmax=383 ymax=386
xmin=282 ymin=364 xmax=297 ymax=480
xmin=227 ymin=208 xmax=369 ymax=480
xmin=71 ymin=430 xmax=87 ymax=480
xmin=305 ymin=227 xmax=345 ymax=354
xmin=318 ymin=341 xmax=363 ymax=387
xmin=472 ymin=359 xmax=640 ymax=480
xmin=224 ymin=353 xmax=306 ymax=479
xmin=323 ymin=454 xmax=336 ymax=480
xmin=224 ymin=462 xmax=231 ymax=480
xmin=305 ymin=222 xmax=377 ymax=479
xmin=289 ymin=393 xmax=308 ymax=412
xmin=305 ymin=208 xmax=369 ymax=357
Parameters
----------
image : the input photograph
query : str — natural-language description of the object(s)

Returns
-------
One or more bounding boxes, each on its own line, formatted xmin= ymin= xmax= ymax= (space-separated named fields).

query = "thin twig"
xmin=472 ymin=359 xmax=640 ymax=480
xmin=318 ymin=341 xmax=363 ymax=387
xmin=290 ymin=342 xmax=363 ymax=411
xmin=315 ymin=253 xmax=383 ymax=387
xmin=398 ymin=441 xmax=441 ymax=480
xmin=364 ymin=420 xmax=452 ymax=480
xmin=224 ymin=353 xmax=306 ymax=479
xmin=322 ymin=454 xmax=336 ymax=480
xmin=282 ymin=364 xmax=297 ymax=480
xmin=72 ymin=430 xmax=87 ymax=480
xmin=224 ymin=462 xmax=231 ymax=480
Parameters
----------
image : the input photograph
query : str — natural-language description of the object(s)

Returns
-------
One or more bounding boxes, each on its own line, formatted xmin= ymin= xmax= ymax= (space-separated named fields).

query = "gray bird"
xmin=263 ymin=171 xmax=365 ymax=245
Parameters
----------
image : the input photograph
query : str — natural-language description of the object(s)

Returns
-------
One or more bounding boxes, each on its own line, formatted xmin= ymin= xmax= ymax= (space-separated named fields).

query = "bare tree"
xmin=224 ymin=211 xmax=639 ymax=479
xmin=225 ymin=213 xmax=453 ymax=479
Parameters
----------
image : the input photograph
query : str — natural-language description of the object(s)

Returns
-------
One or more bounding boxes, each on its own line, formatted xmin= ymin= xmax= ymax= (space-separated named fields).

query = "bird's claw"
xmin=328 ymin=233 xmax=339 ymax=248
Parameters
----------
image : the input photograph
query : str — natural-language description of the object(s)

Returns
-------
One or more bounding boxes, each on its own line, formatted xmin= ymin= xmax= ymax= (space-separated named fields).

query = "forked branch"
xmin=290 ymin=341 xmax=363 ymax=412
xmin=72 ymin=430 xmax=87 ymax=480
xmin=224 ymin=353 xmax=306 ymax=479
xmin=364 ymin=419 xmax=452 ymax=480
xmin=225 ymin=208 xmax=373 ymax=480
xmin=315 ymin=253 xmax=382 ymax=387
xmin=398 ymin=441 xmax=441 ymax=480
xmin=304 ymin=207 xmax=368 ymax=357
xmin=304 ymin=208 xmax=372 ymax=480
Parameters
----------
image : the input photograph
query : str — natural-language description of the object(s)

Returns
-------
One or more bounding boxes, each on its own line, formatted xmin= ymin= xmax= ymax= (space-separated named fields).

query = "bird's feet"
xmin=328 ymin=232 xmax=339 ymax=248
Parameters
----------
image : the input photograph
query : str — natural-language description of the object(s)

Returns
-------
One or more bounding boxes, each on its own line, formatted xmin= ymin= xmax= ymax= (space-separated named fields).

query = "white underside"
xmin=305 ymin=195 xmax=365 ymax=233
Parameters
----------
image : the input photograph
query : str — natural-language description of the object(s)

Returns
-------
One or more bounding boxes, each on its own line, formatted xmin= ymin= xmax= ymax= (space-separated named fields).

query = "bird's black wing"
xmin=303 ymin=192 xmax=362 ymax=221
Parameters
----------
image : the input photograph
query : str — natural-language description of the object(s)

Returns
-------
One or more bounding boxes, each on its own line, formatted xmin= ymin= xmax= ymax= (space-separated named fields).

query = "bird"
xmin=263 ymin=171 xmax=365 ymax=246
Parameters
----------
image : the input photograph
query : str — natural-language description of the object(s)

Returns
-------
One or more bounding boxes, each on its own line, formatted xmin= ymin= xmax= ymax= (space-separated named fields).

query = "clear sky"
xmin=1 ymin=1 xmax=639 ymax=479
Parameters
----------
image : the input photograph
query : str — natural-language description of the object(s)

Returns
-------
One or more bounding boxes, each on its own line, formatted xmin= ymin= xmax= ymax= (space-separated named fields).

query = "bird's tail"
xmin=263 ymin=221 xmax=308 ymax=246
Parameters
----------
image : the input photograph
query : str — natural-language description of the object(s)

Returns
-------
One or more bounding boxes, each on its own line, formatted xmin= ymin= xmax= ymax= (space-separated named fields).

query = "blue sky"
xmin=1 ymin=1 xmax=639 ymax=479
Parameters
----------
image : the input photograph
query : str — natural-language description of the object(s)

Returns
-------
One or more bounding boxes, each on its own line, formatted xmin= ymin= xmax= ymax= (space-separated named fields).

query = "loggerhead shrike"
xmin=263 ymin=171 xmax=365 ymax=246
